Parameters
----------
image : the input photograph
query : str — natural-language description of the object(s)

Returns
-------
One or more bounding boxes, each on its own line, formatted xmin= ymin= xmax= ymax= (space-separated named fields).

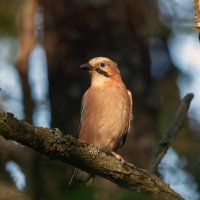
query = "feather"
xmin=68 ymin=57 xmax=133 ymax=187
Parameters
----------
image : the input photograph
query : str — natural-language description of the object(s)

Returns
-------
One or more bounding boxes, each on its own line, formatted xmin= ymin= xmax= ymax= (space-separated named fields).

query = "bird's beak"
xmin=80 ymin=63 xmax=93 ymax=71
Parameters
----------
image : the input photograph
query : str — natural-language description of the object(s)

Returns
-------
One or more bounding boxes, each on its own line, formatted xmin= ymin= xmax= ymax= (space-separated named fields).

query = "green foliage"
xmin=117 ymin=191 xmax=153 ymax=200
xmin=59 ymin=185 xmax=96 ymax=200
xmin=59 ymin=185 xmax=153 ymax=200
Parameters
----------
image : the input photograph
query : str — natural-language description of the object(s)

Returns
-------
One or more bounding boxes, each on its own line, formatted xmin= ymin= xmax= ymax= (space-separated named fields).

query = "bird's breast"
xmin=79 ymin=84 xmax=131 ymax=151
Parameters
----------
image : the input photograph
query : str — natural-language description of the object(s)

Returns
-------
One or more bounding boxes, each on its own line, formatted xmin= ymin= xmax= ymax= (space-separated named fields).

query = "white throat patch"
xmin=91 ymin=73 xmax=108 ymax=86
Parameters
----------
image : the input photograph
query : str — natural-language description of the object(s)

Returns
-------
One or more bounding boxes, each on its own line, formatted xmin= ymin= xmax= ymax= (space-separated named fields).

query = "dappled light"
xmin=0 ymin=0 xmax=199 ymax=199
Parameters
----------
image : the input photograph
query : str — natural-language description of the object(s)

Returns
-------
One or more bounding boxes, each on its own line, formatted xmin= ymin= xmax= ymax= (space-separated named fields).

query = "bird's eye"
xmin=99 ymin=62 xmax=106 ymax=67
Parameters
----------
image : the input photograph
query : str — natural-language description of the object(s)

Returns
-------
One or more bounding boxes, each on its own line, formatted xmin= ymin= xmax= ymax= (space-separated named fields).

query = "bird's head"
xmin=80 ymin=57 xmax=121 ymax=86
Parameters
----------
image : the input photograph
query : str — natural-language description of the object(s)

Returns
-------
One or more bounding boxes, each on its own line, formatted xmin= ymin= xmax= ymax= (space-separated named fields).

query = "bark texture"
xmin=0 ymin=109 xmax=183 ymax=200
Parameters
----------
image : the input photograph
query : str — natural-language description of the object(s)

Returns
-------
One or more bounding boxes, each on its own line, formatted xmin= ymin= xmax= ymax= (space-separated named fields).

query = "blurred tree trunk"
xmin=16 ymin=0 xmax=37 ymax=122
xmin=15 ymin=0 xmax=40 ymax=199
xmin=0 ymin=0 xmax=37 ymax=198
xmin=38 ymin=0 xmax=162 ymax=199
xmin=0 ymin=0 xmax=39 ymax=199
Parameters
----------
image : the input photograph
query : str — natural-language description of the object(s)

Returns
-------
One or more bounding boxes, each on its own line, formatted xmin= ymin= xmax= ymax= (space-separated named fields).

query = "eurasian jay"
xmin=68 ymin=57 xmax=133 ymax=186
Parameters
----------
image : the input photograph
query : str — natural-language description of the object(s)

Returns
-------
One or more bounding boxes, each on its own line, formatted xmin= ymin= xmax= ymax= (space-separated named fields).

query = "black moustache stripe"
xmin=96 ymin=68 xmax=110 ymax=77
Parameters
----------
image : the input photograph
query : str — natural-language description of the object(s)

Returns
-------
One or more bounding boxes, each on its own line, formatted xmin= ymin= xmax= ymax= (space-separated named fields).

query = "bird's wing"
xmin=120 ymin=90 xmax=133 ymax=147
xmin=68 ymin=90 xmax=90 ymax=187
xmin=127 ymin=90 xmax=133 ymax=132
xmin=76 ymin=90 xmax=88 ymax=138
xmin=80 ymin=92 xmax=88 ymax=125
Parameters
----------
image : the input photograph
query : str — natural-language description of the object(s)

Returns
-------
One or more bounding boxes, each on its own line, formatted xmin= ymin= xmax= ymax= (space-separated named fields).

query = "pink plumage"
xmin=68 ymin=57 xmax=133 ymax=186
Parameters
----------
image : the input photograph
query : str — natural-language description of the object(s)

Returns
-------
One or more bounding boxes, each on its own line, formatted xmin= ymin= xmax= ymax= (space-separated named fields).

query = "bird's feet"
xmin=111 ymin=151 xmax=133 ymax=167
xmin=111 ymin=151 xmax=126 ymax=165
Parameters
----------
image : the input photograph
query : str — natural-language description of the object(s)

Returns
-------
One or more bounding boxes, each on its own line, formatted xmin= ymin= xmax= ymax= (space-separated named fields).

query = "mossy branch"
xmin=0 ymin=109 xmax=187 ymax=200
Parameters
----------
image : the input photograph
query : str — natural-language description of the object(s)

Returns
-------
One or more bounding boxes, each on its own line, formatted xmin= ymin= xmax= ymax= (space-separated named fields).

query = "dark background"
xmin=0 ymin=0 xmax=199 ymax=199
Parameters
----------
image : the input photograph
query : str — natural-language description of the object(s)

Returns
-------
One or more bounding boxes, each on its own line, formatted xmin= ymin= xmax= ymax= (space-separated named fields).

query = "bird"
xmin=68 ymin=57 xmax=133 ymax=187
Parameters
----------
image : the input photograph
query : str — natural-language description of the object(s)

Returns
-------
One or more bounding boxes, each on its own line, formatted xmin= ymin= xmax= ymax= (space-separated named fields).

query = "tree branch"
xmin=0 ymin=110 xmax=185 ymax=200
xmin=149 ymin=93 xmax=194 ymax=172
xmin=194 ymin=0 xmax=200 ymax=33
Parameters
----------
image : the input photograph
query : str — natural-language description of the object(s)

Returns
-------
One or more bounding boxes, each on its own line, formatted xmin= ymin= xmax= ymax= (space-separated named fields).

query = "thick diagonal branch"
xmin=0 ymin=110 xmax=184 ymax=200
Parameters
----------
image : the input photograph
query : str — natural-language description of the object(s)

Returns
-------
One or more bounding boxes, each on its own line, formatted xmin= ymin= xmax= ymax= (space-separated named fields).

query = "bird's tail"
xmin=68 ymin=168 xmax=95 ymax=189
xmin=68 ymin=168 xmax=77 ymax=188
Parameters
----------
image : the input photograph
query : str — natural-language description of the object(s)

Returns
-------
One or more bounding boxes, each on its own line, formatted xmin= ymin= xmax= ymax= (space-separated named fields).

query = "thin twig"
xmin=148 ymin=93 xmax=194 ymax=173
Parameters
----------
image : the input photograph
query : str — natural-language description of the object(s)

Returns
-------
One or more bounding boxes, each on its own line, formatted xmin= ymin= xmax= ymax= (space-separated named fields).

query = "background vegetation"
xmin=0 ymin=0 xmax=199 ymax=199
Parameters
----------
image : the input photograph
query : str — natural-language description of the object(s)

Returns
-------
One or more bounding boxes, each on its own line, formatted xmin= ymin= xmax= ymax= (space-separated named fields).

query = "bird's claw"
xmin=111 ymin=151 xmax=133 ymax=167
xmin=111 ymin=151 xmax=126 ymax=166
